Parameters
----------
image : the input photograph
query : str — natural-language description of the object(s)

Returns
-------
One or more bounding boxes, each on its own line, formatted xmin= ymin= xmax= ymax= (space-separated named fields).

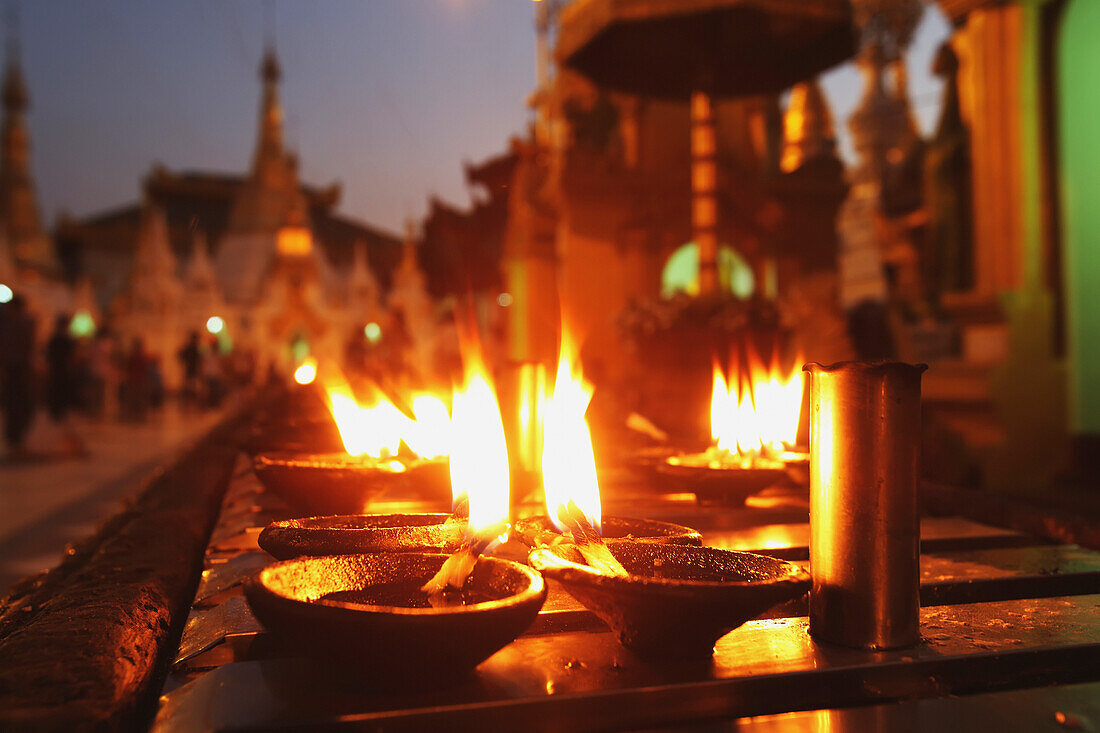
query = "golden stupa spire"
xmin=0 ymin=2 xmax=53 ymax=272
xmin=253 ymin=42 xmax=285 ymax=178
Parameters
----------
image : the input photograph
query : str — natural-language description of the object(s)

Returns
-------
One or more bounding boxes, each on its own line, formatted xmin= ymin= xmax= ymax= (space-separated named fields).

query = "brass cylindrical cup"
xmin=804 ymin=361 xmax=926 ymax=649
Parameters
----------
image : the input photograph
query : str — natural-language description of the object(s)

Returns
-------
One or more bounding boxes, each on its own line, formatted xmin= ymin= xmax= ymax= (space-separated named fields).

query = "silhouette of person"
xmin=46 ymin=314 xmax=75 ymax=422
xmin=124 ymin=337 xmax=149 ymax=421
xmin=178 ymin=331 xmax=202 ymax=407
xmin=0 ymin=295 xmax=36 ymax=458
xmin=46 ymin=314 xmax=87 ymax=456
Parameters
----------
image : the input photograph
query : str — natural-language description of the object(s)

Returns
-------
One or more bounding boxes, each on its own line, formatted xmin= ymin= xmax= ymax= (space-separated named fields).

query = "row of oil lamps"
xmin=241 ymin=330 xmax=924 ymax=682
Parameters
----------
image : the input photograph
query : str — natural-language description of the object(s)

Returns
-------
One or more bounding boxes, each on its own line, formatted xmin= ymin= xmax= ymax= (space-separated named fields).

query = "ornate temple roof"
xmin=58 ymin=45 xmax=401 ymax=309
xmin=184 ymin=230 xmax=217 ymax=291
xmin=421 ymin=147 xmax=518 ymax=299
xmin=57 ymin=169 xmax=401 ymax=309
xmin=557 ymin=0 xmax=855 ymax=99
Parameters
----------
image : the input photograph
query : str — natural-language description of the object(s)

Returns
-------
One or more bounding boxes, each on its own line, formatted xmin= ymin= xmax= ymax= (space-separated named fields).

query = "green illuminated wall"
xmin=660 ymin=243 xmax=755 ymax=300
xmin=1058 ymin=0 xmax=1100 ymax=434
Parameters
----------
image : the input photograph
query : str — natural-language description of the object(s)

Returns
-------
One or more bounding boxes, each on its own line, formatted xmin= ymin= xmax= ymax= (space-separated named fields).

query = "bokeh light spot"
xmin=69 ymin=310 xmax=96 ymax=338
xmin=364 ymin=321 xmax=382 ymax=344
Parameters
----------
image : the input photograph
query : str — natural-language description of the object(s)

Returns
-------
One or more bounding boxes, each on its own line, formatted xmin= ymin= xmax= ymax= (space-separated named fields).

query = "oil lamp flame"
xmin=404 ymin=394 xmax=451 ymax=460
xmin=542 ymin=330 xmax=603 ymax=536
xmin=326 ymin=387 xmax=405 ymax=459
xmin=710 ymin=349 xmax=805 ymax=456
xmin=710 ymin=365 xmax=735 ymax=452
xmin=450 ymin=367 xmax=510 ymax=538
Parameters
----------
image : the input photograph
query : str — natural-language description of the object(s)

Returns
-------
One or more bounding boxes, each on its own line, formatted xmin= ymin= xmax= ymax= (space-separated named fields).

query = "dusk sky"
xmin=14 ymin=1 xmax=950 ymax=235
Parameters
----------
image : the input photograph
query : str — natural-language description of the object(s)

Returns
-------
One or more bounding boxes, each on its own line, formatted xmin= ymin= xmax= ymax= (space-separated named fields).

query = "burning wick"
xmin=417 ymin=491 xmax=476 ymax=600
xmin=669 ymin=349 xmax=805 ymax=471
xmin=420 ymin=346 xmax=511 ymax=598
xmin=555 ymin=501 xmax=628 ymax=578
xmin=419 ymin=521 xmax=509 ymax=598
xmin=536 ymin=325 xmax=629 ymax=578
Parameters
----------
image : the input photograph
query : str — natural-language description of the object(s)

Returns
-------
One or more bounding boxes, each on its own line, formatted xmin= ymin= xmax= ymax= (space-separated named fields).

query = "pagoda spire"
xmin=252 ymin=42 xmax=285 ymax=181
xmin=347 ymin=240 xmax=380 ymax=312
xmin=185 ymin=229 xmax=217 ymax=291
xmin=125 ymin=203 xmax=181 ymax=317
xmin=0 ymin=3 xmax=52 ymax=271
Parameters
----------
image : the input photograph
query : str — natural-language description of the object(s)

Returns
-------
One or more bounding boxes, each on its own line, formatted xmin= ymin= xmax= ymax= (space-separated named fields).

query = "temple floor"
xmin=0 ymin=399 xmax=237 ymax=590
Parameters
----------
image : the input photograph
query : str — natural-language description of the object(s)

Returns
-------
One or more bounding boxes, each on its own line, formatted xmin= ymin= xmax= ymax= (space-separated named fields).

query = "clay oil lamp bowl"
xmin=254 ymin=390 xmax=477 ymax=558
xmin=244 ymin=552 xmax=546 ymax=681
xmin=253 ymin=388 xmax=454 ymax=515
xmin=529 ymin=541 xmax=810 ymax=658
xmin=252 ymin=450 xmax=450 ymax=516
xmin=259 ymin=511 xmax=468 ymax=560
xmin=532 ymin=336 xmax=807 ymax=658
xmin=621 ymin=443 xmax=692 ymax=483
xmin=248 ymin=354 xmax=546 ymax=681
xmin=512 ymin=515 xmax=702 ymax=549
xmin=659 ymin=358 xmax=806 ymax=505
xmin=657 ymin=449 xmax=789 ymax=506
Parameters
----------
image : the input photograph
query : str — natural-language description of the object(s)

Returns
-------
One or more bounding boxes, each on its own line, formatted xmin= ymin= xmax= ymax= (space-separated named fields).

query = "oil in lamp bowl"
xmin=252 ymin=451 xmax=451 ymax=516
xmin=258 ymin=513 xmax=466 ymax=560
xmin=244 ymin=553 xmax=547 ymax=681
xmin=528 ymin=542 xmax=810 ymax=658
xmin=512 ymin=516 xmax=703 ymax=548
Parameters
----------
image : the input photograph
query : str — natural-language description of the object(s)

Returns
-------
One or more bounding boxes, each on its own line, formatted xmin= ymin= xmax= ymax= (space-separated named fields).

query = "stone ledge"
xmin=0 ymin=406 xmax=250 ymax=732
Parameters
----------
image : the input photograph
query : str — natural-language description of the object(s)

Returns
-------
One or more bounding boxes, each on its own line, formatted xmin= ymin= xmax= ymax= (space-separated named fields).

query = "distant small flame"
xmin=750 ymin=349 xmax=805 ymax=449
xmin=710 ymin=347 xmax=804 ymax=456
xmin=542 ymin=327 xmax=603 ymax=536
xmin=711 ymin=364 xmax=735 ymax=452
xmin=449 ymin=356 xmax=510 ymax=537
xmin=293 ymin=358 xmax=317 ymax=385
xmin=364 ymin=397 xmax=408 ymax=459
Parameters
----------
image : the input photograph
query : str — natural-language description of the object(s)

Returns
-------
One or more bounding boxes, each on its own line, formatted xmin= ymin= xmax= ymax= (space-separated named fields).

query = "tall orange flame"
xmin=542 ymin=327 xmax=603 ymax=535
xmin=710 ymin=347 xmax=805 ymax=455
xmin=449 ymin=349 xmax=510 ymax=536
xmin=322 ymin=369 xmax=451 ymax=462
xmin=327 ymin=385 xmax=406 ymax=459
xmin=404 ymin=394 xmax=451 ymax=459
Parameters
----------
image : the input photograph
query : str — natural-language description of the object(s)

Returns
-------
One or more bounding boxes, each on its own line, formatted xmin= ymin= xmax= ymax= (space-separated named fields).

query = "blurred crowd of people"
xmin=0 ymin=296 xmax=248 ymax=461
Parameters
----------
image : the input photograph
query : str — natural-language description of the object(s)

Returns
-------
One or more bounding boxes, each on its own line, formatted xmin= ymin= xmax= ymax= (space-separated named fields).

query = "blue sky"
xmin=14 ymin=1 xmax=950 ymax=234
